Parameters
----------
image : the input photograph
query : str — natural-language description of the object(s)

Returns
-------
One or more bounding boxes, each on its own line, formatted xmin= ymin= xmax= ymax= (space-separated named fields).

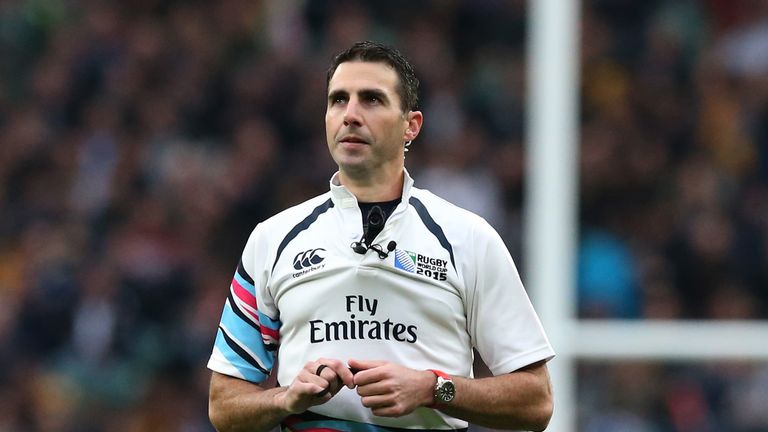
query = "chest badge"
xmin=394 ymin=249 xmax=447 ymax=281
xmin=292 ymin=248 xmax=327 ymax=278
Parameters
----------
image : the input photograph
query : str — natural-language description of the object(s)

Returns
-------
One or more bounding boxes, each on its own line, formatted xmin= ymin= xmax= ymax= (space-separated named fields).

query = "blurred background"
xmin=1 ymin=0 xmax=767 ymax=430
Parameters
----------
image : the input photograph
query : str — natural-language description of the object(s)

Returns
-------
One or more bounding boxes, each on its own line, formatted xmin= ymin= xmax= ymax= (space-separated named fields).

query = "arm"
xmin=440 ymin=360 xmax=553 ymax=431
xmin=455 ymin=221 xmax=554 ymax=429
xmin=209 ymin=359 xmax=356 ymax=432
xmin=350 ymin=359 xmax=553 ymax=431
xmin=209 ymin=372 xmax=289 ymax=432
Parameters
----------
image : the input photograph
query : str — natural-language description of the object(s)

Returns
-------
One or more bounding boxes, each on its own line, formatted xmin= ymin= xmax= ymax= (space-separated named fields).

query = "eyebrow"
xmin=359 ymin=89 xmax=389 ymax=105
xmin=327 ymin=88 xmax=391 ymax=105
xmin=328 ymin=89 xmax=348 ymax=104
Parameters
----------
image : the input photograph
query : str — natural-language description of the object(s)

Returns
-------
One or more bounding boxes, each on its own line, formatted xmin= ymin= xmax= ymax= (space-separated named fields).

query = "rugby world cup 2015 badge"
xmin=394 ymin=249 xmax=447 ymax=281
xmin=394 ymin=249 xmax=417 ymax=272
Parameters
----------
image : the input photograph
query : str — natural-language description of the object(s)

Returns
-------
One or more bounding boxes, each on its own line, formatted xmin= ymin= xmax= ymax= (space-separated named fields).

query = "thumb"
xmin=348 ymin=359 xmax=386 ymax=371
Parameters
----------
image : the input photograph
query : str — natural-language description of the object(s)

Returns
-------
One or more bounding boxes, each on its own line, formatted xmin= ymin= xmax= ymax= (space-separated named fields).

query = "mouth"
xmin=339 ymin=135 xmax=369 ymax=145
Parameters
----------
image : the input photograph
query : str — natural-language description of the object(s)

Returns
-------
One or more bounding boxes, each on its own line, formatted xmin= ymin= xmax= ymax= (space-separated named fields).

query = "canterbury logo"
xmin=293 ymin=248 xmax=326 ymax=270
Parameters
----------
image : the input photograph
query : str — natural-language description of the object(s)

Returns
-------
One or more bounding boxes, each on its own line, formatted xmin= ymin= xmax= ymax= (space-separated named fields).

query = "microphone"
xmin=351 ymin=240 xmax=368 ymax=255
xmin=369 ymin=240 xmax=397 ymax=259
xmin=351 ymin=240 xmax=397 ymax=259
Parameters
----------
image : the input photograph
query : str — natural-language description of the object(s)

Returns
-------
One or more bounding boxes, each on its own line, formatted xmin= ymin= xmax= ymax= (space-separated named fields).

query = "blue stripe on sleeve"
xmin=219 ymin=300 xmax=275 ymax=368
xmin=232 ymin=271 xmax=281 ymax=330
xmin=234 ymin=271 xmax=255 ymax=290
xmin=213 ymin=329 xmax=269 ymax=383
xmin=258 ymin=310 xmax=281 ymax=331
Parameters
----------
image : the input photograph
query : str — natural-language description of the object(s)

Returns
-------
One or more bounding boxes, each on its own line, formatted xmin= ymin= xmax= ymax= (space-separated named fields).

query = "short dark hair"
xmin=326 ymin=41 xmax=420 ymax=112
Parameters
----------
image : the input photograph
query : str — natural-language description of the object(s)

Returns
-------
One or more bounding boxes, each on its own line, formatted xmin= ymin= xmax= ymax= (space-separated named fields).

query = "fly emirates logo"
xmin=309 ymin=295 xmax=418 ymax=344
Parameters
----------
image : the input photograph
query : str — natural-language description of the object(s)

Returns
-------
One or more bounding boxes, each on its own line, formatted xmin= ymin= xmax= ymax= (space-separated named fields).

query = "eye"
xmin=359 ymin=90 xmax=386 ymax=106
xmin=328 ymin=92 xmax=348 ymax=106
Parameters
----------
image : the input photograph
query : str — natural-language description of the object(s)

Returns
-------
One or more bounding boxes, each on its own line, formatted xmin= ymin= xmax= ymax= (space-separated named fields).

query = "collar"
xmin=329 ymin=168 xmax=414 ymax=209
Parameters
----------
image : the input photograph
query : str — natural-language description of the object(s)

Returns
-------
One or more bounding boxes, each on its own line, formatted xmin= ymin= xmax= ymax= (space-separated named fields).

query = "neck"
xmin=338 ymin=167 xmax=404 ymax=203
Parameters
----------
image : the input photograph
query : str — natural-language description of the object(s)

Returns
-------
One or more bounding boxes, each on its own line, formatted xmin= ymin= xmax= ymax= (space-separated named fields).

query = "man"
xmin=208 ymin=41 xmax=554 ymax=432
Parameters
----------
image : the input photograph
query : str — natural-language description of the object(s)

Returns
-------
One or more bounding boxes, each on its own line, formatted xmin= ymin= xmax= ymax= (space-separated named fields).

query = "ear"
xmin=403 ymin=111 xmax=423 ymax=142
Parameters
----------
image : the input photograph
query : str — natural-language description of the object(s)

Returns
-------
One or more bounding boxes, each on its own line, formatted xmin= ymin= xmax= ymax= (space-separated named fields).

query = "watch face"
xmin=436 ymin=378 xmax=455 ymax=403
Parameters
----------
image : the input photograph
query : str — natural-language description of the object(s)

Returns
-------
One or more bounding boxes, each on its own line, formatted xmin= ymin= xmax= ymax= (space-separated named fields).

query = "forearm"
xmin=209 ymin=372 xmax=290 ymax=432
xmin=438 ymin=363 xmax=553 ymax=431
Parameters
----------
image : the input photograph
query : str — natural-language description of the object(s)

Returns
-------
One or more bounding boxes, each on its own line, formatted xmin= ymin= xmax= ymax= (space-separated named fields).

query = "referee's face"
xmin=326 ymin=61 xmax=421 ymax=181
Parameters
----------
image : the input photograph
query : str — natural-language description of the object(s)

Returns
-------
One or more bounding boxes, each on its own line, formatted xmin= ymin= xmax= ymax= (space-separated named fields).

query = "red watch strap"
xmin=427 ymin=369 xmax=449 ymax=408
xmin=428 ymin=369 xmax=450 ymax=379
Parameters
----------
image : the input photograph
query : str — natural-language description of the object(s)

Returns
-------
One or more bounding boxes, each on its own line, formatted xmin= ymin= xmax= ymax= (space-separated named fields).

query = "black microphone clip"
xmin=351 ymin=239 xmax=368 ymax=255
xmin=351 ymin=239 xmax=397 ymax=259
xmin=369 ymin=241 xmax=397 ymax=259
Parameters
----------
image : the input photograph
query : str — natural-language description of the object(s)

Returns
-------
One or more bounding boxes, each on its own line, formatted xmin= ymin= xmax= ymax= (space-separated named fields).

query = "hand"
xmin=349 ymin=359 xmax=436 ymax=417
xmin=280 ymin=358 xmax=356 ymax=414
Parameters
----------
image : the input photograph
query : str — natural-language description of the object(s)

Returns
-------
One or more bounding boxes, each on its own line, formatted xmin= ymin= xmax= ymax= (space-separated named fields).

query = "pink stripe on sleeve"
xmin=232 ymin=277 xmax=257 ymax=309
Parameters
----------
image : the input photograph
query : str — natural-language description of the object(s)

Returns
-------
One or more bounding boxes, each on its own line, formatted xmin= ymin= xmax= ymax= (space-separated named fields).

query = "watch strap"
xmin=427 ymin=369 xmax=452 ymax=408
xmin=428 ymin=369 xmax=450 ymax=380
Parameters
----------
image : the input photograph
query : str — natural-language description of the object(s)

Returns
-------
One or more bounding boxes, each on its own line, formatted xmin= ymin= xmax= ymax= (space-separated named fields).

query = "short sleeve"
xmin=207 ymin=224 xmax=281 ymax=383
xmin=465 ymin=220 xmax=554 ymax=375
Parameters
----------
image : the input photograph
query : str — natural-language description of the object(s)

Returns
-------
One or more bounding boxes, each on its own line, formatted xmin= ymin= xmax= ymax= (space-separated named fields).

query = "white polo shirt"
xmin=208 ymin=169 xmax=554 ymax=431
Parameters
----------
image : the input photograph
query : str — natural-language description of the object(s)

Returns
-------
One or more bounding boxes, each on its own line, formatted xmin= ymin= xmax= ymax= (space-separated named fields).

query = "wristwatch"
xmin=428 ymin=369 xmax=455 ymax=405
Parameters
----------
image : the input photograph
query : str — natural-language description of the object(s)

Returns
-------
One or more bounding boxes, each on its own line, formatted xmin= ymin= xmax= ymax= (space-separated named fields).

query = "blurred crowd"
xmin=0 ymin=0 xmax=766 ymax=431
xmin=577 ymin=1 xmax=768 ymax=431
xmin=578 ymin=0 xmax=768 ymax=320
xmin=578 ymin=360 xmax=768 ymax=432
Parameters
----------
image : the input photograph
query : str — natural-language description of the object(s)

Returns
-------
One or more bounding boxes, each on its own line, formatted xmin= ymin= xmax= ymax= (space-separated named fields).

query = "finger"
xmin=337 ymin=366 xmax=355 ymax=389
xmin=312 ymin=361 xmax=352 ymax=398
xmin=301 ymin=381 xmax=330 ymax=396
xmin=348 ymin=359 xmax=386 ymax=371
xmin=313 ymin=366 xmax=341 ymax=398
xmin=299 ymin=367 xmax=332 ymax=391
xmin=371 ymin=406 xmax=403 ymax=418
xmin=315 ymin=364 xmax=338 ymax=385
xmin=296 ymin=363 xmax=335 ymax=398
xmin=360 ymin=394 xmax=394 ymax=410
xmin=288 ymin=379 xmax=331 ymax=404
xmin=315 ymin=364 xmax=330 ymax=376
xmin=352 ymin=365 xmax=390 ymax=386
xmin=316 ymin=358 xmax=356 ymax=389
xmin=355 ymin=381 xmax=392 ymax=397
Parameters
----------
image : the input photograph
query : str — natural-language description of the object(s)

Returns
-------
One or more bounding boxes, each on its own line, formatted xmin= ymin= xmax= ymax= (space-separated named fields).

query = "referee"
xmin=207 ymin=41 xmax=554 ymax=432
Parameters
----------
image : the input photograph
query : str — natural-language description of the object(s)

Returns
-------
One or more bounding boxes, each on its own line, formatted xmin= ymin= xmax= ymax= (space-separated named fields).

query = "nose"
xmin=343 ymin=99 xmax=362 ymax=127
